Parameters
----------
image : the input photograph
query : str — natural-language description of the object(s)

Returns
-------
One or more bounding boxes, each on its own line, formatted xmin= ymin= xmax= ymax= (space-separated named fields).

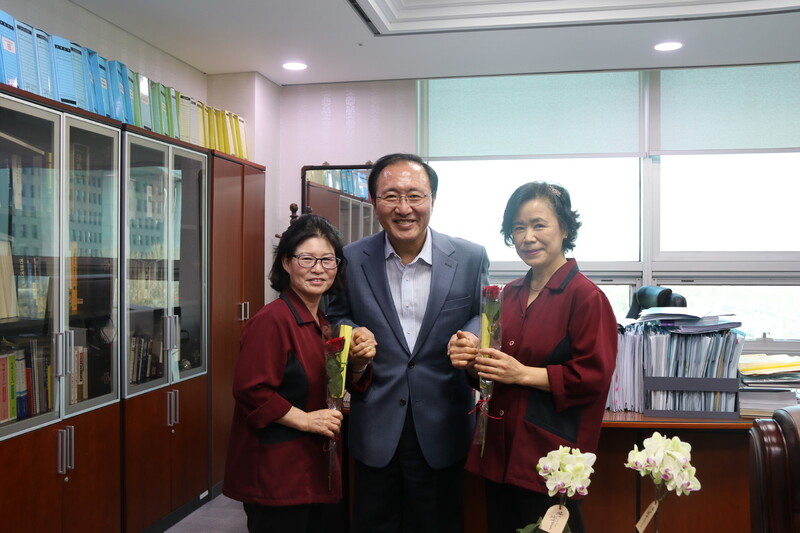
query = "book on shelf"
xmin=14 ymin=349 xmax=27 ymax=420
xmin=0 ymin=240 xmax=18 ymax=319
xmin=14 ymin=20 xmax=39 ymax=95
xmin=51 ymin=35 xmax=77 ymax=106
xmin=0 ymin=353 xmax=10 ymax=422
xmin=33 ymin=28 xmax=55 ymax=100
xmin=0 ymin=9 xmax=20 ymax=88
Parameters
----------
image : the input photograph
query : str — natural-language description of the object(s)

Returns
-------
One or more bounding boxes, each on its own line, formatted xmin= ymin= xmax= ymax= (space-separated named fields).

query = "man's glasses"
xmin=292 ymin=254 xmax=341 ymax=270
xmin=375 ymin=192 xmax=433 ymax=207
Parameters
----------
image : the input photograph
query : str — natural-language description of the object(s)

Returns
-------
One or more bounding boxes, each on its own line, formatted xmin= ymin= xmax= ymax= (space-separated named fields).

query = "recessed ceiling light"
xmin=654 ymin=41 xmax=683 ymax=52
xmin=283 ymin=62 xmax=307 ymax=71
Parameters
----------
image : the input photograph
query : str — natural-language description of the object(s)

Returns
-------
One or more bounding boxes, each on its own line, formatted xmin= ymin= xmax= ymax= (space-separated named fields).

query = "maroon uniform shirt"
xmin=466 ymin=259 xmax=618 ymax=495
xmin=223 ymin=288 xmax=342 ymax=506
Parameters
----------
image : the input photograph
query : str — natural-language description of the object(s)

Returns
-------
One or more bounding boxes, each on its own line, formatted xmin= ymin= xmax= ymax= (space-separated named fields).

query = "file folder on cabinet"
xmin=0 ymin=9 xmax=21 ymax=88
xmin=195 ymin=99 xmax=206 ymax=147
xmin=106 ymin=60 xmax=128 ymax=122
xmin=178 ymin=93 xmax=194 ymax=143
xmin=149 ymin=79 xmax=162 ymax=134
xmin=33 ymin=28 xmax=55 ymax=100
xmin=51 ymin=35 xmax=77 ymax=106
xmin=123 ymin=66 xmax=140 ymax=127
xmin=158 ymin=83 xmax=170 ymax=136
xmin=14 ymin=20 xmax=39 ymax=95
xmin=204 ymin=104 xmax=216 ymax=150
xmin=169 ymin=87 xmax=180 ymax=138
xmin=237 ymin=114 xmax=249 ymax=160
xmin=87 ymin=49 xmax=111 ymax=117
xmin=137 ymin=73 xmax=153 ymax=130
xmin=69 ymin=43 xmax=89 ymax=110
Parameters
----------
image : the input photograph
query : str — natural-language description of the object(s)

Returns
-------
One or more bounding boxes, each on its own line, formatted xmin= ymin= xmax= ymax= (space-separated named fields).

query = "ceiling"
xmin=68 ymin=0 xmax=800 ymax=86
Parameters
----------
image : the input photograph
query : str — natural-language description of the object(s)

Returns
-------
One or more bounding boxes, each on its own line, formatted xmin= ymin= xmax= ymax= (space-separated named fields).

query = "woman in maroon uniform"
xmin=449 ymin=182 xmax=618 ymax=533
xmin=223 ymin=214 xmax=372 ymax=533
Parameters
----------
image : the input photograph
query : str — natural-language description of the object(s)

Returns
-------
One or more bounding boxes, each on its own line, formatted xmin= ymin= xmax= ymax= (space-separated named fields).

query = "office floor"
xmin=165 ymin=494 xmax=247 ymax=533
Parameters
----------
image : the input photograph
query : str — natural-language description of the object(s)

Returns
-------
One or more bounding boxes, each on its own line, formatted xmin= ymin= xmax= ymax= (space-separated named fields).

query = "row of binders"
xmin=305 ymin=168 xmax=370 ymax=199
xmin=607 ymin=309 xmax=745 ymax=416
xmin=0 ymin=8 xmax=248 ymax=160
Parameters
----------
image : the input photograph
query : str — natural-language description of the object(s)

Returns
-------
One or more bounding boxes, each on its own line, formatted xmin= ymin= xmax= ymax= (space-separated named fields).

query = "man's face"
xmin=373 ymin=160 xmax=433 ymax=256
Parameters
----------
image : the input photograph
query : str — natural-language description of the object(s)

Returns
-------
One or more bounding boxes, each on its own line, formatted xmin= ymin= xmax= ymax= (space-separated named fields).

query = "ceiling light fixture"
xmin=654 ymin=41 xmax=683 ymax=52
xmin=283 ymin=62 xmax=307 ymax=71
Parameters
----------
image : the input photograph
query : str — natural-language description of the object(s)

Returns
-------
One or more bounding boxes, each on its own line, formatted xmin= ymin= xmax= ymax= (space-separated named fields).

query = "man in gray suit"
xmin=327 ymin=153 xmax=489 ymax=533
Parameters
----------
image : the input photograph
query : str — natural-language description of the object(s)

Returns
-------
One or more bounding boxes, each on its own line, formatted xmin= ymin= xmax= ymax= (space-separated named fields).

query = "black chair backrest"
xmin=625 ymin=285 xmax=687 ymax=319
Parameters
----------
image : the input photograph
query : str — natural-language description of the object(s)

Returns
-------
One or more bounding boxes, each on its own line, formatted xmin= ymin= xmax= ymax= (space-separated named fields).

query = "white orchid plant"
xmin=625 ymin=432 xmax=701 ymax=532
xmin=517 ymin=446 xmax=597 ymax=533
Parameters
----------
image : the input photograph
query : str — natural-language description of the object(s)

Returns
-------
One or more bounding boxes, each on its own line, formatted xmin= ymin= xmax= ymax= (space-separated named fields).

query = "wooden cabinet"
xmin=0 ymin=404 xmax=121 ymax=533
xmin=302 ymin=165 xmax=379 ymax=244
xmin=122 ymin=376 xmax=208 ymax=533
xmin=209 ymin=152 xmax=266 ymax=490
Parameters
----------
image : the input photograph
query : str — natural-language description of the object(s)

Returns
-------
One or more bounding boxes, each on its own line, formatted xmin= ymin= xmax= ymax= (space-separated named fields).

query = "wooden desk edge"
xmin=602 ymin=410 xmax=755 ymax=430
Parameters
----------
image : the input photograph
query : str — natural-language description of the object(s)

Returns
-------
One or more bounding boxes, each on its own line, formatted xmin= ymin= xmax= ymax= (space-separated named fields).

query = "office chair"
xmin=625 ymin=285 xmax=687 ymax=319
xmin=749 ymin=405 xmax=800 ymax=533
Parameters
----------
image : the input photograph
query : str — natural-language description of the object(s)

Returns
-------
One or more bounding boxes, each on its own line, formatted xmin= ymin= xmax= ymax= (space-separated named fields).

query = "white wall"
xmin=4 ymin=0 xmax=207 ymax=100
xmin=272 ymin=79 xmax=418 ymax=300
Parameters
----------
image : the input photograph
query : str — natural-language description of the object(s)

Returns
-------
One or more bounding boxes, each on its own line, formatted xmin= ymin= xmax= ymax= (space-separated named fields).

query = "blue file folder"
xmin=14 ymin=20 xmax=38 ymax=94
xmin=0 ymin=9 xmax=20 ymax=88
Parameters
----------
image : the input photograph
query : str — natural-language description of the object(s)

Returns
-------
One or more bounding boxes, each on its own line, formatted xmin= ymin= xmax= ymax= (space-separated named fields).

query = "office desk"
xmin=464 ymin=411 xmax=753 ymax=532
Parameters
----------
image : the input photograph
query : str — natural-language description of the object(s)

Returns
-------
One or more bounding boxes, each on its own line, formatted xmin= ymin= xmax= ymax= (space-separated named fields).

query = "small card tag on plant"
xmin=635 ymin=500 xmax=659 ymax=533
xmin=540 ymin=504 xmax=569 ymax=533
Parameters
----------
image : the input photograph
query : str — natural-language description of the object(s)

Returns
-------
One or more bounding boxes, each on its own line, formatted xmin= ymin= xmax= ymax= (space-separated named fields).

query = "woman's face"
xmin=282 ymin=236 xmax=337 ymax=303
xmin=511 ymin=197 xmax=567 ymax=273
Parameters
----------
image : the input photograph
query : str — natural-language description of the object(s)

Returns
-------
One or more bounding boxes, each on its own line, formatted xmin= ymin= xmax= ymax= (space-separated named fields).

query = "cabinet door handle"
xmin=238 ymin=302 xmax=246 ymax=321
xmin=167 ymin=391 xmax=175 ymax=427
xmin=173 ymin=389 xmax=180 ymax=425
xmin=54 ymin=332 xmax=65 ymax=377
xmin=57 ymin=429 xmax=67 ymax=474
xmin=163 ymin=315 xmax=172 ymax=354
xmin=244 ymin=301 xmax=250 ymax=320
xmin=172 ymin=315 xmax=181 ymax=350
xmin=66 ymin=425 xmax=75 ymax=470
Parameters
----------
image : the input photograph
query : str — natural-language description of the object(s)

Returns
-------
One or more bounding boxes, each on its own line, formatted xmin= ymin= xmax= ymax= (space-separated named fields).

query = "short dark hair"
xmin=367 ymin=153 xmax=438 ymax=201
xmin=269 ymin=214 xmax=347 ymax=293
xmin=501 ymin=182 xmax=582 ymax=253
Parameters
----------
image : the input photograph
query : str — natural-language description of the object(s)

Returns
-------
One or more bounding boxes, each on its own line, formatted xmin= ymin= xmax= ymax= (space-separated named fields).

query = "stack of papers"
xmin=638 ymin=307 xmax=742 ymax=333
xmin=738 ymin=354 xmax=800 ymax=417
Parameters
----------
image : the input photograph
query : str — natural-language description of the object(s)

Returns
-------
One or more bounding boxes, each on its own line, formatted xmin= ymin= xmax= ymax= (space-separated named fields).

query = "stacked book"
xmin=738 ymin=353 xmax=800 ymax=417
xmin=0 ymin=7 xmax=249 ymax=160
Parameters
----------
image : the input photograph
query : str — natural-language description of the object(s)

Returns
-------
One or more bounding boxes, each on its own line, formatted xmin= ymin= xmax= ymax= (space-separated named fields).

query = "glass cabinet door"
xmin=64 ymin=117 xmax=120 ymax=414
xmin=0 ymin=95 xmax=61 ymax=438
xmin=171 ymin=148 xmax=206 ymax=380
xmin=124 ymin=135 xmax=169 ymax=396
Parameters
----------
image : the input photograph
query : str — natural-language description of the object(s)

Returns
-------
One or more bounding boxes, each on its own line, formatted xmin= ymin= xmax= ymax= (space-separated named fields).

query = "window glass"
xmin=659 ymin=153 xmax=800 ymax=252
xmin=429 ymin=158 xmax=640 ymax=262
xmin=426 ymin=72 xmax=640 ymax=157
xmin=663 ymin=284 xmax=800 ymax=340
xmin=596 ymin=284 xmax=633 ymax=322
xmin=660 ymin=64 xmax=800 ymax=151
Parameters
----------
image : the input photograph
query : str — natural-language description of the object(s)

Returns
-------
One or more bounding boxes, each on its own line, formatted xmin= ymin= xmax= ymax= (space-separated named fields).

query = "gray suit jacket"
xmin=327 ymin=229 xmax=489 ymax=468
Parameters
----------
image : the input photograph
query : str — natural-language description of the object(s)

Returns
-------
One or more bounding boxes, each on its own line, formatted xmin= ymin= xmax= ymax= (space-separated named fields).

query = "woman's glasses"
xmin=292 ymin=254 xmax=340 ymax=270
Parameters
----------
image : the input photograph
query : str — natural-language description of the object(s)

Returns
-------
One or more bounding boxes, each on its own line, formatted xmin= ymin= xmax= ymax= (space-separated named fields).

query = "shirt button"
xmin=399 ymin=399 xmax=407 ymax=406
xmin=509 ymin=340 xmax=515 ymax=346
